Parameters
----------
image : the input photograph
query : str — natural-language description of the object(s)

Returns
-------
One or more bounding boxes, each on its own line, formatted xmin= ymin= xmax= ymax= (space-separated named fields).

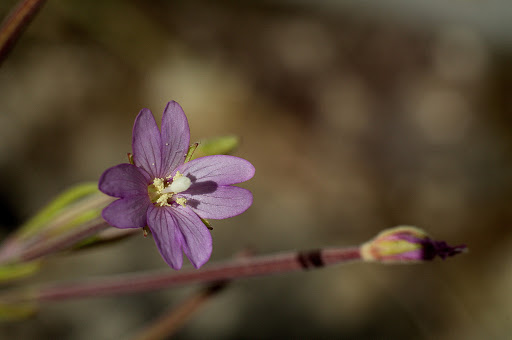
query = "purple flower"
xmin=98 ymin=101 xmax=255 ymax=269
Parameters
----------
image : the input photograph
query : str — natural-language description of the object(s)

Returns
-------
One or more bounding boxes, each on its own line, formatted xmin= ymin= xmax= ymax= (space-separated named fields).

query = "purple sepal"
xmin=422 ymin=240 xmax=467 ymax=260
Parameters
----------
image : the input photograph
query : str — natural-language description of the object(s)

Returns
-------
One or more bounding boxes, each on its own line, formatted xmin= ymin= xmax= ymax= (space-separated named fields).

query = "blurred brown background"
xmin=1 ymin=0 xmax=511 ymax=339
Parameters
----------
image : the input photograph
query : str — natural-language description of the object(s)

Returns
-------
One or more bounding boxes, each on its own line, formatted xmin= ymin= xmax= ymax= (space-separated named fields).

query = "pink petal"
xmin=181 ymin=185 xmax=253 ymax=219
xmin=176 ymin=155 xmax=255 ymax=186
xmin=160 ymin=101 xmax=191 ymax=176
xmin=98 ymin=163 xmax=150 ymax=198
xmin=172 ymin=206 xmax=213 ymax=269
xmin=102 ymin=196 xmax=150 ymax=229
xmin=147 ymin=206 xmax=184 ymax=270
xmin=147 ymin=205 xmax=212 ymax=269
xmin=132 ymin=108 xmax=163 ymax=178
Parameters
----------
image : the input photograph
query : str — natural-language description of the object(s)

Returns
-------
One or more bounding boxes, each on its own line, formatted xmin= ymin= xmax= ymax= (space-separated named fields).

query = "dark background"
xmin=1 ymin=1 xmax=511 ymax=339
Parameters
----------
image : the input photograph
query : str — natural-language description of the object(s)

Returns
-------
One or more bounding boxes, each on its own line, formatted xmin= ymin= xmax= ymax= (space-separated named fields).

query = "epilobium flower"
xmin=361 ymin=226 xmax=466 ymax=263
xmin=99 ymin=101 xmax=255 ymax=269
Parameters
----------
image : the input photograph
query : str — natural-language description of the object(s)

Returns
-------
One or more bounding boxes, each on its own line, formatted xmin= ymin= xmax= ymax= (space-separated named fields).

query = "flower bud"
xmin=361 ymin=226 xmax=466 ymax=263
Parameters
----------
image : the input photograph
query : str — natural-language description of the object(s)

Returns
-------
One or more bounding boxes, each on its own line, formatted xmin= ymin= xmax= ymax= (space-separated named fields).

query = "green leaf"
xmin=50 ymin=208 xmax=102 ymax=237
xmin=0 ymin=301 xmax=37 ymax=321
xmin=18 ymin=182 xmax=100 ymax=239
xmin=0 ymin=261 xmax=41 ymax=283
xmin=192 ymin=135 xmax=239 ymax=159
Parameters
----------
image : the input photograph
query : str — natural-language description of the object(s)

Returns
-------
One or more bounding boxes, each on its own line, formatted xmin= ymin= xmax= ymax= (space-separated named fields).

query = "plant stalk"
xmin=0 ymin=0 xmax=47 ymax=65
xmin=26 ymin=246 xmax=361 ymax=302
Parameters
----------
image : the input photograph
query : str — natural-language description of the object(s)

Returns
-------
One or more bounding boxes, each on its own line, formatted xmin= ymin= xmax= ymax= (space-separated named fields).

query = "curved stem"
xmin=0 ymin=0 xmax=47 ymax=66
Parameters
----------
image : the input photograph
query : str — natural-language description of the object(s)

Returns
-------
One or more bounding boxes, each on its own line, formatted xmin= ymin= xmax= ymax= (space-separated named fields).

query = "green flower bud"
xmin=361 ymin=226 xmax=466 ymax=263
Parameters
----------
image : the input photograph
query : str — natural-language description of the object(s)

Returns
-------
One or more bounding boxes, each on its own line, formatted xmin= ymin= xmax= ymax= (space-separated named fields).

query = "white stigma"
xmin=163 ymin=175 xmax=191 ymax=194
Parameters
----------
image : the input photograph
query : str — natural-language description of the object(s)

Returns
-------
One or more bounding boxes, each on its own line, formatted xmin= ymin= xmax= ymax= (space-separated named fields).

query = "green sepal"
xmin=201 ymin=218 xmax=213 ymax=230
xmin=184 ymin=143 xmax=199 ymax=163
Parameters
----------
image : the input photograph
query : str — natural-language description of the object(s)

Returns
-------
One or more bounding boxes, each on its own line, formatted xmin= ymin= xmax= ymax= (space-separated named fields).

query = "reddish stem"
xmin=131 ymin=282 xmax=227 ymax=340
xmin=35 ymin=247 xmax=361 ymax=302
xmin=0 ymin=0 xmax=47 ymax=65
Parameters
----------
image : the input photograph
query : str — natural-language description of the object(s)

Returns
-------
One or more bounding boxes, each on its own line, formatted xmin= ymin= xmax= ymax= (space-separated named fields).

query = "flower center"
xmin=148 ymin=172 xmax=191 ymax=207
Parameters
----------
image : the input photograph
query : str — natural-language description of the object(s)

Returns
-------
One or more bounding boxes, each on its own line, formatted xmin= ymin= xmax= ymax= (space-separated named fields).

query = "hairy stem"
xmin=14 ymin=247 xmax=361 ymax=303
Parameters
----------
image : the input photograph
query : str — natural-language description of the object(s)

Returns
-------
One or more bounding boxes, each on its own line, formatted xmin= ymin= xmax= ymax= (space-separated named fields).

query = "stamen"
xmin=152 ymin=178 xmax=165 ymax=192
xmin=175 ymin=197 xmax=187 ymax=207
xmin=173 ymin=171 xmax=183 ymax=181
xmin=151 ymin=172 xmax=191 ymax=205
xmin=156 ymin=193 xmax=172 ymax=206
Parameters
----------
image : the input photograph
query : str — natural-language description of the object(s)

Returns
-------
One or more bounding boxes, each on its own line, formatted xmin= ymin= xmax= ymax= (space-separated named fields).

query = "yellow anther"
xmin=173 ymin=171 xmax=183 ymax=181
xmin=156 ymin=193 xmax=172 ymax=206
xmin=175 ymin=197 xmax=187 ymax=207
xmin=153 ymin=178 xmax=165 ymax=192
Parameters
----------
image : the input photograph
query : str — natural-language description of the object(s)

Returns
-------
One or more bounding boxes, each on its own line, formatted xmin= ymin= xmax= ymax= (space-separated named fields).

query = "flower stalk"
xmin=3 ymin=246 xmax=361 ymax=304
xmin=0 ymin=226 xmax=466 ymax=321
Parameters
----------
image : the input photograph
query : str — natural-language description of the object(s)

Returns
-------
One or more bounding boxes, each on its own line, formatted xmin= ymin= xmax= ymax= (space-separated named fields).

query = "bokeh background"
xmin=1 ymin=0 xmax=512 ymax=339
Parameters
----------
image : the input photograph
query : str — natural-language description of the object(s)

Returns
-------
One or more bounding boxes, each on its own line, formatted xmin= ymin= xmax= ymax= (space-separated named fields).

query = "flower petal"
xmin=181 ymin=185 xmax=253 ymax=219
xmin=102 ymin=196 xmax=150 ymax=229
xmin=147 ymin=206 xmax=184 ymax=270
xmin=99 ymin=163 xmax=150 ymax=198
xmin=176 ymin=155 xmax=255 ymax=186
xmin=132 ymin=108 xmax=163 ymax=178
xmin=160 ymin=101 xmax=191 ymax=176
xmin=172 ymin=206 xmax=213 ymax=269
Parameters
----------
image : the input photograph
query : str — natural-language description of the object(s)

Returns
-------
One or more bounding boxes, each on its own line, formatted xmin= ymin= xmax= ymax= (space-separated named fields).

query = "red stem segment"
xmin=0 ymin=0 xmax=47 ymax=65
xmin=36 ymin=247 xmax=361 ymax=302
